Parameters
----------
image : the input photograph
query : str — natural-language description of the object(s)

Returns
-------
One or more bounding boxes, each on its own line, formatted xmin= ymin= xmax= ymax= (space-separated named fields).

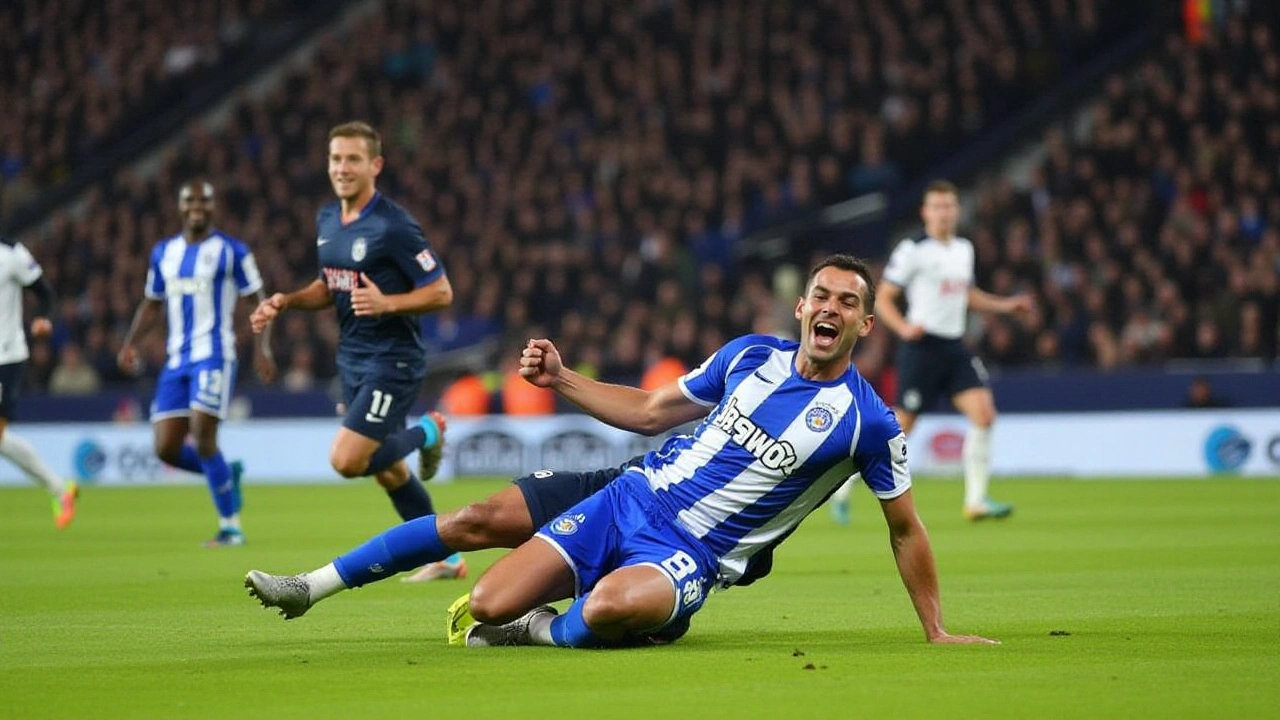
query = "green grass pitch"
xmin=1 ymin=477 xmax=1277 ymax=719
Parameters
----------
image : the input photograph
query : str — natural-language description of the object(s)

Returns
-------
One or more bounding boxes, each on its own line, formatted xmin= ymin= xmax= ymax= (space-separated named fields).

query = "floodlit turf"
xmin=1 ymin=477 xmax=1277 ymax=720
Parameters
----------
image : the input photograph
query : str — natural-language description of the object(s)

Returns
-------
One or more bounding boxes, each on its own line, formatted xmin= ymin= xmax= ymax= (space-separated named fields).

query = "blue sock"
xmin=332 ymin=515 xmax=454 ymax=587
xmin=365 ymin=426 xmax=426 ymax=475
xmin=549 ymin=594 xmax=601 ymax=648
xmin=387 ymin=473 xmax=434 ymax=520
xmin=172 ymin=445 xmax=203 ymax=474
xmin=200 ymin=451 xmax=236 ymax=518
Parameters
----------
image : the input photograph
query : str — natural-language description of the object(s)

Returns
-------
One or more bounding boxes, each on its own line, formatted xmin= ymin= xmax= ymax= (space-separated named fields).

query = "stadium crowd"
xmin=968 ymin=15 xmax=1279 ymax=369
xmin=0 ymin=0 xmax=321 ymax=216
xmin=16 ymin=0 xmax=1267 ymax=404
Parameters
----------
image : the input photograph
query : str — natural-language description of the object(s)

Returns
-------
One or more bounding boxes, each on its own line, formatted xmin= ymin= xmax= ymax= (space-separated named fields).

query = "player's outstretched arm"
xmin=879 ymin=490 xmax=999 ymax=645
xmin=966 ymin=286 xmax=1033 ymax=316
xmin=118 ymin=298 xmax=163 ymax=373
xmin=251 ymin=280 xmax=332 ymax=333
xmin=519 ymin=339 xmax=709 ymax=435
xmin=350 ymin=273 xmax=452 ymax=317
xmin=248 ymin=289 xmax=277 ymax=383
xmin=875 ymin=282 xmax=924 ymax=341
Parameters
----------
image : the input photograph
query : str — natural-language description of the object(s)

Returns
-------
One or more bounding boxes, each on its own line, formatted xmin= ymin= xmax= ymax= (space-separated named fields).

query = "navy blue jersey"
xmin=316 ymin=193 xmax=445 ymax=374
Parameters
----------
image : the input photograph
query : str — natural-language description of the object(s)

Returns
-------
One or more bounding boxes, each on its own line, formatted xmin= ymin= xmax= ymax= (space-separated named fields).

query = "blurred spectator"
xmin=281 ymin=347 xmax=317 ymax=392
xmin=1182 ymin=376 xmax=1230 ymax=409
xmin=48 ymin=344 xmax=102 ymax=395
xmin=439 ymin=374 xmax=493 ymax=416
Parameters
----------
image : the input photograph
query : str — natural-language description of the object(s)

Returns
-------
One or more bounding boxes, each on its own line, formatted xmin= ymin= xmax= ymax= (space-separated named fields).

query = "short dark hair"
xmin=328 ymin=121 xmax=382 ymax=158
xmin=923 ymin=179 xmax=958 ymax=200
xmin=807 ymin=253 xmax=876 ymax=313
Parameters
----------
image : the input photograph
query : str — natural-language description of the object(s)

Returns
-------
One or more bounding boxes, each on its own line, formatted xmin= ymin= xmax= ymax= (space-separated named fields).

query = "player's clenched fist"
xmin=519 ymin=338 xmax=563 ymax=388
xmin=251 ymin=293 xmax=288 ymax=333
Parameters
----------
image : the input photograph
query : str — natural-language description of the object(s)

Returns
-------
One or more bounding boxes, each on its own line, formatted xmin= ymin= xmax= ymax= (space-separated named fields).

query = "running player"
xmin=249 ymin=122 xmax=461 ymax=578
xmin=837 ymin=180 xmax=1030 ymax=521
xmin=0 ymin=236 xmax=78 ymax=528
xmin=118 ymin=180 xmax=275 ymax=546
xmin=453 ymin=254 xmax=995 ymax=647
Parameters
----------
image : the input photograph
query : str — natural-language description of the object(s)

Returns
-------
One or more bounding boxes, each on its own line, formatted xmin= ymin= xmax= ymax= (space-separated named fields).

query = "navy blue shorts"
xmin=513 ymin=460 xmax=640 ymax=528
xmin=339 ymin=365 xmax=423 ymax=442
xmin=0 ymin=362 xmax=24 ymax=421
xmin=895 ymin=335 xmax=989 ymax=414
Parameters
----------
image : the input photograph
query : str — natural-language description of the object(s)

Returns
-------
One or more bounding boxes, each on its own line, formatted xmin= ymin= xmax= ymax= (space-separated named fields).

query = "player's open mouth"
xmin=813 ymin=321 xmax=839 ymax=349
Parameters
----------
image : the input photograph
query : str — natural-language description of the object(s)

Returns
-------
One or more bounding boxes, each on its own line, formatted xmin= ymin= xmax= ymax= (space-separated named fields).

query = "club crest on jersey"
xmin=550 ymin=513 xmax=585 ymax=536
xmin=415 ymin=249 xmax=437 ymax=272
xmin=805 ymin=405 xmax=835 ymax=432
xmin=352 ymin=238 xmax=367 ymax=262
xmin=710 ymin=397 xmax=799 ymax=475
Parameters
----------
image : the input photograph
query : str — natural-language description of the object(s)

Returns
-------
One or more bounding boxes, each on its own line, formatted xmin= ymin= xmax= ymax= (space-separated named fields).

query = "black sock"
xmin=365 ymin=426 xmax=426 ymax=475
xmin=387 ymin=473 xmax=435 ymax=520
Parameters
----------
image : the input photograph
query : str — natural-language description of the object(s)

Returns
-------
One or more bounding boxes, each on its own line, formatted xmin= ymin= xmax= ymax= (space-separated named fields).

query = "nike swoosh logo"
xmin=317 ymin=238 xmax=330 ymax=246
xmin=752 ymin=370 xmax=775 ymax=384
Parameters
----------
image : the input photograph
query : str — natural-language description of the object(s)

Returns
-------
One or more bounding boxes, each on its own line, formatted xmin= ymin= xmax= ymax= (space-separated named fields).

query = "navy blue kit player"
xmin=250 ymin=122 xmax=456 ymax=566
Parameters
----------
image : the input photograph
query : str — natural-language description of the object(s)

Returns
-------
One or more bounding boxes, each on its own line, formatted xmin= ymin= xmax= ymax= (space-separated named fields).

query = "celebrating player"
xmin=449 ymin=254 xmax=995 ymax=647
xmin=0 ymin=236 xmax=78 ymax=528
xmin=119 ymin=180 xmax=275 ymax=546
xmin=249 ymin=122 xmax=462 ymax=578
xmin=833 ymin=180 xmax=1031 ymax=522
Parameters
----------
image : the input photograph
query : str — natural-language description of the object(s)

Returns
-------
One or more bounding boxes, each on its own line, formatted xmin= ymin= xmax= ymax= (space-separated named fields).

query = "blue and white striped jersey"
xmin=641 ymin=334 xmax=910 ymax=586
xmin=145 ymin=232 xmax=263 ymax=369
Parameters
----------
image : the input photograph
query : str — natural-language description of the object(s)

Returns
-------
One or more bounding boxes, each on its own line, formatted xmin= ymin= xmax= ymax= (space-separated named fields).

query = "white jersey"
xmin=882 ymin=235 xmax=975 ymax=339
xmin=644 ymin=334 xmax=910 ymax=586
xmin=145 ymin=231 xmax=263 ymax=369
xmin=0 ymin=240 xmax=44 ymax=365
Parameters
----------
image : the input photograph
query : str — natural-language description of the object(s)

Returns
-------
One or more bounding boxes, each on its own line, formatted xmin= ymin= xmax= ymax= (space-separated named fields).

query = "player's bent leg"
xmin=951 ymin=388 xmax=1011 ymax=521
xmin=469 ymin=537 xmax=576 ymax=626
xmin=329 ymin=427 xmax=380 ymax=478
xmin=152 ymin=416 xmax=193 ymax=470
xmin=192 ymin=410 xmax=243 ymax=546
xmin=437 ymin=486 xmax=536 ymax=550
xmin=580 ymin=564 xmax=679 ymax=642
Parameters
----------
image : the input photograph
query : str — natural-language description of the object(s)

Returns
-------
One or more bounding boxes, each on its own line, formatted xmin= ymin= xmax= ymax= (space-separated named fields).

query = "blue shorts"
xmin=151 ymin=358 xmax=238 ymax=421
xmin=536 ymin=471 xmax=719 ymax=632
xmin=339 ymin=364 xmax=422 ymax=442
xmin=895 ymin=335 xmax=989 ymax=414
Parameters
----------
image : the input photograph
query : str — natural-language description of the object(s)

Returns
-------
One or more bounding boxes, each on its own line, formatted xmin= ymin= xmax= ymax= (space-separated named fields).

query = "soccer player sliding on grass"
xmin=247 ymin=255 xmax=996 ymax=647
xmin=450 ymin=254 xmax=995 ymax=647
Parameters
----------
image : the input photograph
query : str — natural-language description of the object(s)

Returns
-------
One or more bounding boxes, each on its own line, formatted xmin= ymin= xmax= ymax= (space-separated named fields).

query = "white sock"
xmin=963 ymin=426 xmax=991 ymax=508
xmin=527 ymin=610 xmax=557 ymax=646
xmin=0 ymin=432 xmax=66 ymax=495
xmin=832 ymin=478 xmax=853 ymax=505
xmin=219 ymin=514 xmax=242 ymax=532
xmin=303 ymin=563 xmax=348 ymax=604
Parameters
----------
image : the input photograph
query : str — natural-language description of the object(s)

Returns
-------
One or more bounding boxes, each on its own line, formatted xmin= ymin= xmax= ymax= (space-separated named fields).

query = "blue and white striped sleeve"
xmin=677 ymin=334 xmax=764 ymax=407
xmin=854 ymin=404 xmax=912 ymax=500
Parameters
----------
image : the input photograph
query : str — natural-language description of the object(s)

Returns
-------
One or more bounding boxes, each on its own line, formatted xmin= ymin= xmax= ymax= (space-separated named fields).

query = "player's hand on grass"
xmin=928 ymin=631 xmax=1000 ymax=645
xmin=29 ymin=317 xmax=52 ymax=339
xmin=351 ymin=274 xmax=390 ymax=317
xmin=251 ymin=294 xmax=287 ymax=333
xmin=519 ymin=338 xmax=563 ymax=388
xmin=900 ymin=324 xmax=926 ymax=342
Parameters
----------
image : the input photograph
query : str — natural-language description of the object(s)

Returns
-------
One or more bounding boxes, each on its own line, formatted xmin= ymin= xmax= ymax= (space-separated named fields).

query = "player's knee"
xmin=582 ymin=585 xmax=649 ymax=630
xmin=154 ymin=439 xmax=183 ymax=466
xmin=329 ymin=449 xmax=366 ymax=478
xmin=468 ymin=581 xmax=517 ymax=625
